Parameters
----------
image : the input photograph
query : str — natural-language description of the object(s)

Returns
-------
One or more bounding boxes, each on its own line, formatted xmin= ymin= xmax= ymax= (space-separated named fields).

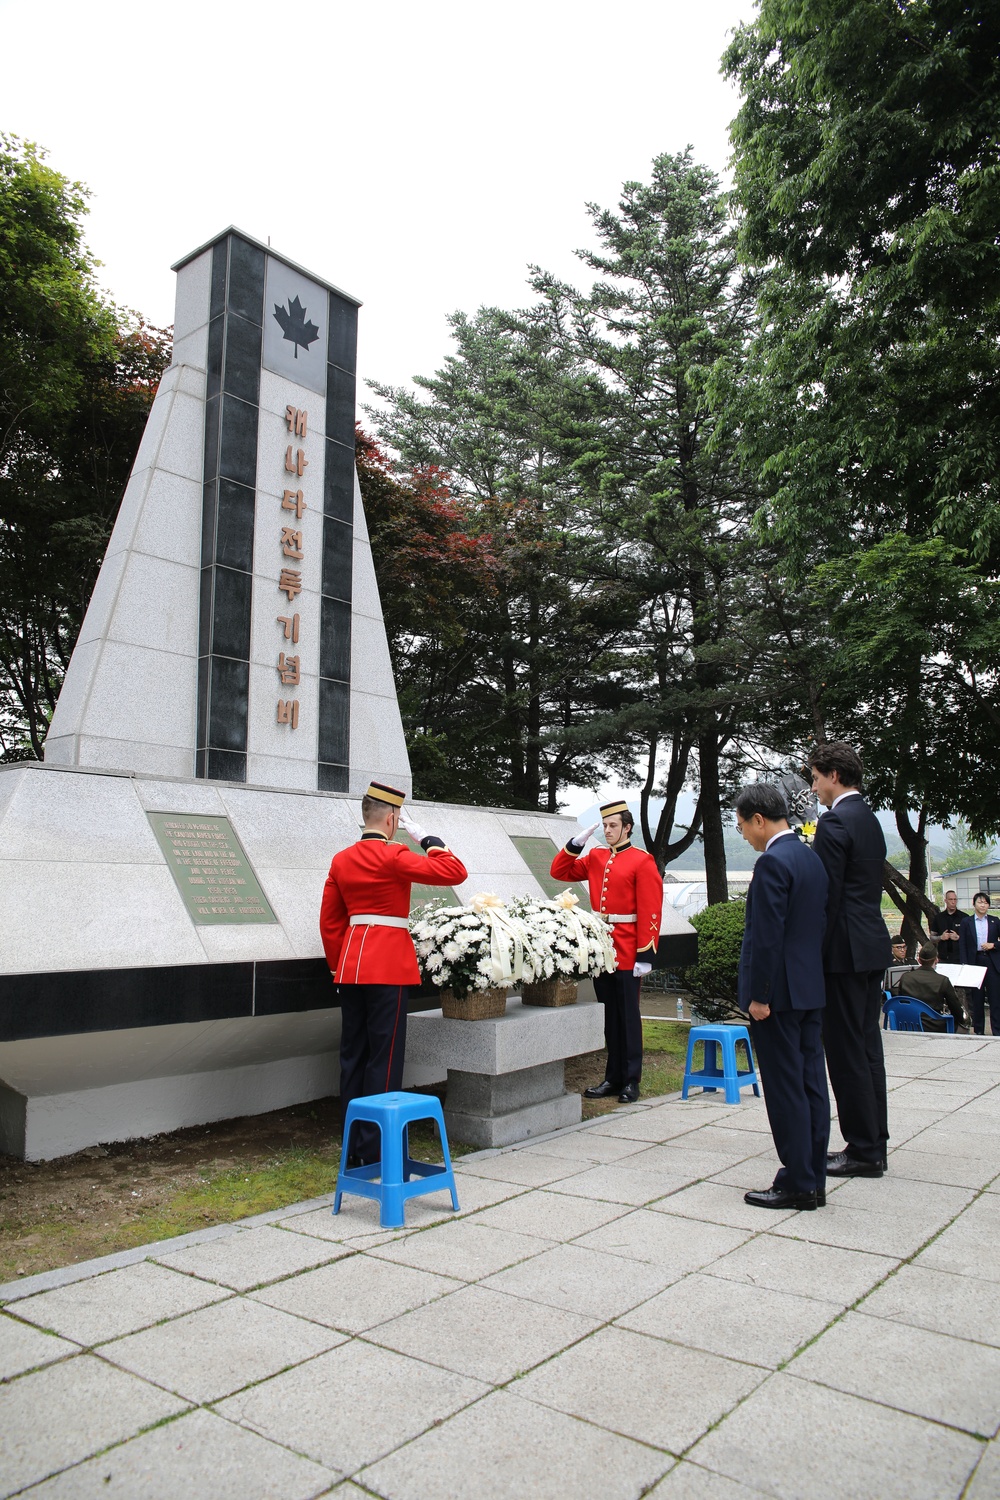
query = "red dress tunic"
xmin=320 ymin=834 xmax=468 ymax=985
xmin=550 ymin=841 xmax=662 ymax=969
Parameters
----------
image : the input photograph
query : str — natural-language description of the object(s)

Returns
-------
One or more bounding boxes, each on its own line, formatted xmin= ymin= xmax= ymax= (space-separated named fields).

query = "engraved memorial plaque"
xmin=147 ymin=813 xmax=278 ymax=925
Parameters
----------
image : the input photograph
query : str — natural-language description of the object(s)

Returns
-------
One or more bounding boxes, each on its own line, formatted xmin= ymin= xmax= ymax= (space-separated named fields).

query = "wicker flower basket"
xmin=520 ymin=977 xmax=579 ymax=1007
xmin=439 ymin=986 xmax=508 ymax=1020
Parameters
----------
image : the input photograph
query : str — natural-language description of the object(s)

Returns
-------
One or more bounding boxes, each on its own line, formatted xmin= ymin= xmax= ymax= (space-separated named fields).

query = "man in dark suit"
xmin=809 ymin=741 xmax=891 ymax=1178
xmin=958 ymin=892 xmax=1000 ymax=1035
xmin=735 ymin=783 xmax=830 ymax=1211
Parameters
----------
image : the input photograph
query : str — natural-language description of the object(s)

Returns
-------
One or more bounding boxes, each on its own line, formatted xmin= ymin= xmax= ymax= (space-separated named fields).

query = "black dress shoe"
xmin=817 ymin=1190 xmax=826 ymax=1207
xmin=744 ymin=1186 xmax=818 ymax=1211
xmin=826 ymin=1151 xmax=883 ymax=1178
xmin=584 ymin=1080 xmax=619 ymax=1099
xmin=618 ymin=1082 xmax=640 ymax=1103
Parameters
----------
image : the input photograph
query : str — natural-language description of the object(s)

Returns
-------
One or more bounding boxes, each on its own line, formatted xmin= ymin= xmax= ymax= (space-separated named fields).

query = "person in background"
xmin=320 ymin=780 xmax=468 ymax=1165
xmin=929 ymin=890 xmax=967 ymax=964
xmin=551 ymin=800 xmax=662 ymax=1103
xmin=735 ymin=783 xmax=830 ymax=1212
xmin=958 ymin=892 xmax=1000 ymax=1036
xmin=809 ymin=741 xmax=891 ymax=1179
xmin=891 ymin=943 xmax=971 ymax=1032
xmin=885 ymin=934 xmax=918 ymax=994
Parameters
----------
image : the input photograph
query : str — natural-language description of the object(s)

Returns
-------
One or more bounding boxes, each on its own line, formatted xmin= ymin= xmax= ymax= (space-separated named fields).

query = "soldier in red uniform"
xmin=321 ymin=779 xmax=467 ymax=1163
xmin=551 ymin=799 xmax=662 ymax=1102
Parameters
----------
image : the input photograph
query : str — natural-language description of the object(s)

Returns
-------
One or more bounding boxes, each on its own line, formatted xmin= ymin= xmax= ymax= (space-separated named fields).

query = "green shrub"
xmin=679 ymin=898 xmax=745 ymax=1022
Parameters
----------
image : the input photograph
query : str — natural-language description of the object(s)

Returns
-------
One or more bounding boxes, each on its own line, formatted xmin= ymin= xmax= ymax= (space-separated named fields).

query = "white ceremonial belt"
xmin=349 ymin=914 xmax=409 ymax=929
xmin=603 ymin=913 xmax=637 ymax=923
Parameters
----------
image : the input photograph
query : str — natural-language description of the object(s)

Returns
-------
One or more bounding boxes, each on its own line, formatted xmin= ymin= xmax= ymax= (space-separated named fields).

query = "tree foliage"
xmin=0 ymin=135 xmax=170 ymax=758
xmin=722 ymin=0 xmax=1000 ymax=935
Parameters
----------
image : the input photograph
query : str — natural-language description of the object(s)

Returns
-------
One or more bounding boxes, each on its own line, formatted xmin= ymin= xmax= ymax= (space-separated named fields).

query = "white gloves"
xmin=399 ymin=808 xmax=428 ymax=844
xmin=633 ymin=962 xmax=652 ymax=978
xmin=570 ymin=821 xmax=600 ymax=849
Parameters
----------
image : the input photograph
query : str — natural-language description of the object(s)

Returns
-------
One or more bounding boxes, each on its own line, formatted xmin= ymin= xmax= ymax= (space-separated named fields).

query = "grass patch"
xmin=1 ymin=1022 xmax=702 ymax=1283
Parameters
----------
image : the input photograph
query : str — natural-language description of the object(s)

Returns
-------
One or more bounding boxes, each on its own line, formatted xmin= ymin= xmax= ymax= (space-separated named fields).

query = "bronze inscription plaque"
xmin=147 ymin=813 xmax=278 ymax=925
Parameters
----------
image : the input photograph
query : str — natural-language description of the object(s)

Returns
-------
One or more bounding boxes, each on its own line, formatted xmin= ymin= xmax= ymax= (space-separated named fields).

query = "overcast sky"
xmin=4 ymin=0 xmax=756 ymax=816
xmin=2 ymin=0 xmax=754 ymax=401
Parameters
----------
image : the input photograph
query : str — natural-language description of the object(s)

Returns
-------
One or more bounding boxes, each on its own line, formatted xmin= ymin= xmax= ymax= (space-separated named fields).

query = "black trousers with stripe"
xmin=338 ymin=983 xmax=408 ymax=1163
xmin=593 ymin=969 xmax=643 ymax=1087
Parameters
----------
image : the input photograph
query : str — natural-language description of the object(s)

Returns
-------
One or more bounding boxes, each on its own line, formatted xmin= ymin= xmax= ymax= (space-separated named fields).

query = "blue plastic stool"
xmin=333 ymin=1091 xmax=460 ymax=1229
xmin=681 ymin=1024 xmax=760 ymax=1105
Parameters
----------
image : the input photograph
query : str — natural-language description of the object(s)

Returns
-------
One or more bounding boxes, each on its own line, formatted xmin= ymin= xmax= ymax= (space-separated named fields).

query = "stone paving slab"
xmin=366 ymin=1283 xmax=600 ymax=1384
xmin=0 ymin=1312 xmax=78 ymax=1381
xmin=858 ymin=1262 xmax=1000 ymax=1347
xmin=0 ymin=1355 xmax=186 ymax=1498
xmin=702 ymin=1228 xmax=896 ymax=1307
xmin=357 ymin=1387 xmax=671 ymax=1500
xmin=913 ymin=1194 xmax=1000 ymax=1282
xmin=481 ymin=1241 xmax=672 ymax=1320
xmin=573 ymin=1205 xmax=750 ymax=1273
xmin=12 ymin=1259 xmax=229 ymax=1345
xmin=19 ymin=1407 xmax=335 ymax=1499
xmin=451 ymin=1151 xmax=587 ymax=1187
xmin=966 ymin=1439 xmax=1000 ymax=1499
xmin=152 ymin=1223 xmax=351 ymax=1289
xmin=543 ymin=1162 xmax=691 ymax=1206
xmin=514 ymin=1324 xmax=765 ymax=1453
xmin=647 ymin=1463 xmax=766 ymax=1498
xmin=103 ymin=1295 xmax=345 ymax=1404
xmin=790 ymin=1308 xmax=1000 ymax=1435
xmin=466 ymin=1187 xmax=630 ymax=1241
xmin=618 ymin=1270 xmax=838 ymax=1369
xmin=2 ymin=1032 xmax=998 ymax=1498
xmin=880 ymin=1148 xmax=999 ymax=1189
xmin=369 ymin=1220 xmax=556 ymax=1282
xmin=647 ymin=1180 xmax=799 ymax=1230
xmin=689 ymin=1371 xmax=983 ymax=1500
xmin=217 ymin=1340 xmax=488 ymax=1474
xmin=252 ymin=1256 xmax=462 ymax=1334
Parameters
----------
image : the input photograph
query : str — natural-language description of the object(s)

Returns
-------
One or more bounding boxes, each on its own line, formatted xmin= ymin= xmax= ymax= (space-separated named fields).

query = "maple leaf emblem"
xmin=272 ymin=295 xmax=320 ymax=358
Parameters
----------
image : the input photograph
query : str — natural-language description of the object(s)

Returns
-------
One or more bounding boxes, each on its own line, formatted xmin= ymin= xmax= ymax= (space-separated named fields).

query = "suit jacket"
xmin=958 ymin=912 xmax=1000 ymax=974
xmin=812 ymin=793 xmax=891 ymax=974
xmin=550 ymin=842 xmax=662 ymax=968
xmin=738 ymin=832 xmax=829 ymax=1013
xmin=320 ymin=833 xmax=468 ymax=985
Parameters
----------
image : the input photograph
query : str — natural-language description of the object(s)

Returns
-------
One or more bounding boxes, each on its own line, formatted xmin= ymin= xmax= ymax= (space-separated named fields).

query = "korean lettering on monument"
xmin=277 ymin=403 xmax=308 ymax=733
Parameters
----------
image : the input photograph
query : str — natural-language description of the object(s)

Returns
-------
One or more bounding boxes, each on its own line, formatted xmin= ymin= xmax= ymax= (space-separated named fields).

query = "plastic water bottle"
xmin=676 ymin=998 xmax=684 ymax=1022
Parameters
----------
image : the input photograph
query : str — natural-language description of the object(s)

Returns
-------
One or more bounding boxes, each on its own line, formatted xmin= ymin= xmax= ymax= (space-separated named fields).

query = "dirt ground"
xmin=0 ymin=1024 xmax=690 ymax=1285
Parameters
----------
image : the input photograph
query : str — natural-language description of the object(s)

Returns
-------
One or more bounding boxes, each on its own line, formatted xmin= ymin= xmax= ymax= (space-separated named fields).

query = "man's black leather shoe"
xmin=618 ymin=1082 xmax=640 ymax=1103
xmin=744 ymin=1186 xmax=818 ymax=1211
xmin=584 ymin=1080 xmax=619 ymax=1099
xmin=826 ymin=1151 xmax=883 ymax=1178
xmin=817 ymin=1190 xmax=826 ymax=1207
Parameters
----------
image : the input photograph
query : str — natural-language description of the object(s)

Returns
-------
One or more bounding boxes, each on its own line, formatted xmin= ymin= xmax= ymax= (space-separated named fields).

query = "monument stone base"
xmin=406 ymin=993 xmax=604 ymax=1149
xmin=0 ymin=761 xmax=583 ymax=1159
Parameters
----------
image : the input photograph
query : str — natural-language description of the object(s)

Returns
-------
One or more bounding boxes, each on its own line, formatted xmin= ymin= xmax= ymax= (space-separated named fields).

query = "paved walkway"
xmin=2 ymin=1031 xmax=999 ymax=1499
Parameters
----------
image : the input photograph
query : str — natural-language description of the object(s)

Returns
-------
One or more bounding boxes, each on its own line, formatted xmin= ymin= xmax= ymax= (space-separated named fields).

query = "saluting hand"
xmin=573 ymin=821 xmax=600 ymax=847
xmin=399 ymin=808 xmax=429 ymax=844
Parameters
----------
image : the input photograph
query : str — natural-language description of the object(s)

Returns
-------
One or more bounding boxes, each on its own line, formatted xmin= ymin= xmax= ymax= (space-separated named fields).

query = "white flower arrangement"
xmin=507 ymin=893 xmax=617 ymax=981
xmin=410 ymin=895 xmax=533 ymax=998
xmin=410 ymin=891 xmax=617 ymax=1001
